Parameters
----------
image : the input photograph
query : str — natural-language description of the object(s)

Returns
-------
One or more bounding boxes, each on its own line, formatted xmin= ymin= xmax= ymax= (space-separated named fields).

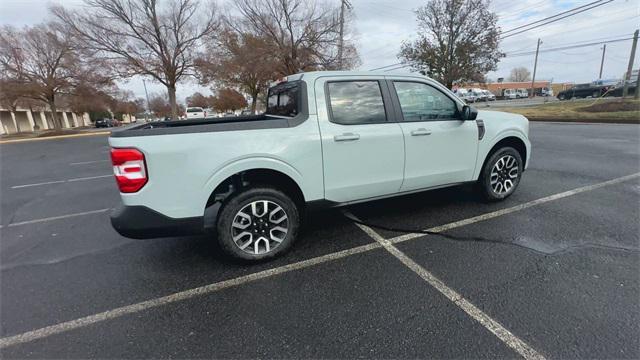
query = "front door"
xmin=387 ymin=79 xmax=479 ymax=192
xmin=316 ymin=77 xmax=405 ymax=203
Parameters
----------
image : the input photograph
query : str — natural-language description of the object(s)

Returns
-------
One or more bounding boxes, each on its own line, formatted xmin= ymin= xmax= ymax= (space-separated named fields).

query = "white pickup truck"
xmin=109 ymin=71 xmax=530 ymax=260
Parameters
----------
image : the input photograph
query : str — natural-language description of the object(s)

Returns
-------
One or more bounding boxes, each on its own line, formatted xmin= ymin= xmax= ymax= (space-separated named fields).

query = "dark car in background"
xmin=95 ymin=118 xmax=119 ymax=128
xmin=557 ymin=83 xmax=611 ymax=100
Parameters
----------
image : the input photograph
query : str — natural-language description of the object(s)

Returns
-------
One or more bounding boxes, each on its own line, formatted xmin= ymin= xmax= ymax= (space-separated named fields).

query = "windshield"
xmin=266 ymin=81 xmax=301 ymax=117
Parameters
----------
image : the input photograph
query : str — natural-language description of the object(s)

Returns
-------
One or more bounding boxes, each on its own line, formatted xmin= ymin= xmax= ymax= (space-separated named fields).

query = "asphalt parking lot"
xmin=1 ymin=122 xmax=639 ymax=359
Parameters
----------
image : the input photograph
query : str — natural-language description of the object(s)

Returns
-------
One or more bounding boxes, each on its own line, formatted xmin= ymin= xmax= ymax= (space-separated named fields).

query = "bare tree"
xmin=399 ymin=0 xmax=503 ymax=88
xmin=186 ymin=92 xmax=212 ymax=108
xmin=212 ymin=88 xmax=247 ymax=112
xmin=0 ymin=24 xmax=105 ymax=130
xmin=509 ymin=67 xmax=531 ymax=82
xmin=0 ymin=79 xmax=31 ymax=113
xmin=197 ymin=29 xmax=279 ymax=112
xmin=233 ymin=0 xmax=359 ymax=76
xmin=53 ymin=0 xmax=219 ymax=120
xmin=148 ymin=94 xmax=173 ymax=118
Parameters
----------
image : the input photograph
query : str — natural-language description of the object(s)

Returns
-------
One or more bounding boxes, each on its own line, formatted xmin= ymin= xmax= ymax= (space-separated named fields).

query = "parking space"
xmin=1 ymin=249 xmax=524 ymax=359
xmin=395 ymin=181 xmax=639 ymax=359
xmin=1 ymin=122 xmax=639 ymax=358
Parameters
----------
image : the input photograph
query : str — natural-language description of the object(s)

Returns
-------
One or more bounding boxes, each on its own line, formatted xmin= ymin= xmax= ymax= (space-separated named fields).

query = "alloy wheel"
xmin=230 ymin=200 xmax=289 ymax=255
xmin=490 ymin=155 xmax=519 ymax=195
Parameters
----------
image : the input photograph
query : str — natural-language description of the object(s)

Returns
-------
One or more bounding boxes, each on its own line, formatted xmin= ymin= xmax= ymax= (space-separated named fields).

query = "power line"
xmin=500 ymin=0 xmax=615 ymax=39
xmin=505 ymin=36 xmax=634 ymax=57
xmin=370 ymin=35 xmax=635 ymax=72
xmin=501 ymin=0 xmax=608 ymax=35
xmin=367 ymin=1 xmax=622 ymax=72
xmin=542 ymin=32 xmax=635 ymax=49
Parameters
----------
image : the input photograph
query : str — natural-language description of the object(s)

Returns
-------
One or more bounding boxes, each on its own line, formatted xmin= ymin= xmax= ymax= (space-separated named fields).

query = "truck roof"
xmin=286 ymin=70 xmax=431 ymax=83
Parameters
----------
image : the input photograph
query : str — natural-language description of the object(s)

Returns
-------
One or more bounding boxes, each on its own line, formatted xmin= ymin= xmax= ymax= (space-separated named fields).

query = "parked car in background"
xmin=109 ymin=71 xmax=531 ymax=261
xmin=454 ymin=88 xmax=476 ymax=103
xmin=483 ymin=90 xmax=496 ymax=101
xmin=95 ymin=118 xmax=119 ymax=128
xmin=503 ymin=89 xmax=517 ymax=100
xmin=516 ymin=89 xmax=528 ymax=98
xmin=186 ymin=107 xmax=205 ymax=119
xmin=557 ymin=83 xmax=611 ymax=100
xmin=472 ymin=88 xmax=487 ymax=102
xmin=539 ymin=87 xmax=554 ymax=97
xmin=241 ymin=110 xmax=253 ymax=116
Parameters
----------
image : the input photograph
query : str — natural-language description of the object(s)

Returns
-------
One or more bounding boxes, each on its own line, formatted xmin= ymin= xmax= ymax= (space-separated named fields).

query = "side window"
xmin=393 ymin=82 xmax=458 ymax=121
xmin=327 ymin=81 xmax=387 ymax=125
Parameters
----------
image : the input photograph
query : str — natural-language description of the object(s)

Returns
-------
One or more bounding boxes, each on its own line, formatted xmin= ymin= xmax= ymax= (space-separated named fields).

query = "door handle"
xmin=334 ymin=133 xmax=360 ymax=142
xmin=411 ymin=128 xmax=432 ymax=136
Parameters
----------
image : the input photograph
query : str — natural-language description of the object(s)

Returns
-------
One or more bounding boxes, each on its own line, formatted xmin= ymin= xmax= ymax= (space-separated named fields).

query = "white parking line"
xmin=0 ymin=173 xmax=637 ymax=350
xmin=348 ymin=213 xmax=546 ymax=360
xmin=69 ymin=160 xmax=110 ymax=166
xmin=9 ymin=180 xmax=66 ymax=189
xmin=0 ymin=243 xmax=380 ymax=349
xmin=0 ymin=209 xmax=112 ymax=229
xmin=67 ymin=175 xmax=113 ymax=182
xmin=10 ymin=174 xmax=113 ymax=189
xmin=388 ymin=172 xmax=640 ymax=244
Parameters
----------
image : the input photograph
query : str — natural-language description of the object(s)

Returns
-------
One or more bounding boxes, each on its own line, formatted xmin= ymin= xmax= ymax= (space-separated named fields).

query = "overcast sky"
xmin=1 ymin=0 xmax=638 ymax=103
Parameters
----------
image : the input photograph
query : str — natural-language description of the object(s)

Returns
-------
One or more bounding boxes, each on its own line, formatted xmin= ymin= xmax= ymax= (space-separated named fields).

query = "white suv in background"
xmin=186 ymin=107 xmax=205 ymax=119
xmin=454 ymin=88 xmax=476 ymax=103
xmin=503 ymin=89 xmax=517 ymax=100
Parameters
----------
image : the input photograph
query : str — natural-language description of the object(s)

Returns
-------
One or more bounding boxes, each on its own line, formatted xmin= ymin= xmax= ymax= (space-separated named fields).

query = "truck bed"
xmin=110 ymin=114 xmax=298 ymax=138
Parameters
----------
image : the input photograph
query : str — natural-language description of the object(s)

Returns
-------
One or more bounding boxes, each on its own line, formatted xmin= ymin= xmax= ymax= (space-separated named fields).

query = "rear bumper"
xmin=110 ymin=205 xmax=204 ymax=239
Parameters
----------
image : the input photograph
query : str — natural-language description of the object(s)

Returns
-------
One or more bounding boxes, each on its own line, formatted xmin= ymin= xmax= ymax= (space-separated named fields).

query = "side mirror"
xmin=462 ymin=105 xmax=478 ymax=120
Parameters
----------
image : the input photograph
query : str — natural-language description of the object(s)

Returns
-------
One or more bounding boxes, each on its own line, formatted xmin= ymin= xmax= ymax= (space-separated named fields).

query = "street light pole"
xmin=143 ymin=79 xmax=151 ymax=121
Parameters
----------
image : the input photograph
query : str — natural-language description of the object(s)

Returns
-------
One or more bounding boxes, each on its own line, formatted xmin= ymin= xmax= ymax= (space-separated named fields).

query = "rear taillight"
xmin=110 ymin=148 xmax=147 ymax=193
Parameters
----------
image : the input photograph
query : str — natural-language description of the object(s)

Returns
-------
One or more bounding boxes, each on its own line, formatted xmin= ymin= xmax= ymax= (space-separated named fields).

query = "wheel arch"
xmin=476 ymin=135 xmax=528 ymax=180
xmin=205 ymin=167 xmax=305 ymax=211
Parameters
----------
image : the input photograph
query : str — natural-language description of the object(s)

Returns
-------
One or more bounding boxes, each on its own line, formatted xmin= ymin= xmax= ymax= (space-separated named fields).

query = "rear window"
xmin=187 ymin=108 xmax=203 ymax=113
xmin=266 ymin=81 xmax=300 ymax=117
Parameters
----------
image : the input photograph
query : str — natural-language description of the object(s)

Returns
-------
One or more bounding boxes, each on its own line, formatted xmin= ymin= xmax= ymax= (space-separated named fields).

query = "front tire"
xmin=478 ymin=147 xmax=523 ymax=201
xmin=216 ymin=187 xmax=300 ymax=261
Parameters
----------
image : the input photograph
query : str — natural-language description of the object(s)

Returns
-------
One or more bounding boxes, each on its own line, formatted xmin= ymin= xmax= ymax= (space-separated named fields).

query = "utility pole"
xmin=143 ymin=79 xmax=151 ymax=121
xmin=635 ymin=66 xmax=640 ymax=99
xmin=530 ymin=38 xmax=541 ymax=98
xmin=622 ymin=29 xmax=638 ymax=98
xmin=599 ymin=44 xmax=606 ymax=79
xmin=337 ymin=0 xmax=352 ymax=70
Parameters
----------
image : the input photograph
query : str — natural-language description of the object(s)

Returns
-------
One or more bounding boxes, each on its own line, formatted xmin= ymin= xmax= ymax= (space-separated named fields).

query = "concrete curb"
xmin=0 ymin=131 xmax=111 ymax=144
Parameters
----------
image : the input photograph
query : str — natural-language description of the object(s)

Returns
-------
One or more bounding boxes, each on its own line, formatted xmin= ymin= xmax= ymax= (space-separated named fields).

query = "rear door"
xmin=387 ymin=78 xmax=478 ymax=192
xmin=315 ymin=76 xmax=405 ymax=203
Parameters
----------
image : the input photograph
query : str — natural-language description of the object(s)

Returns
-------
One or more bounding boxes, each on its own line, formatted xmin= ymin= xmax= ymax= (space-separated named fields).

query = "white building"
xmin=0 ymin=107 xmax=92 ymax=135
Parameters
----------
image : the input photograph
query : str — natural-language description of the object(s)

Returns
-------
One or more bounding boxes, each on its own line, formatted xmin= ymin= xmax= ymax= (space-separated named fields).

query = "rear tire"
xmin=478 ymin=147 xmax=523 ymax=202
xmin=216 ymin=187 xmax=300 ymax=261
